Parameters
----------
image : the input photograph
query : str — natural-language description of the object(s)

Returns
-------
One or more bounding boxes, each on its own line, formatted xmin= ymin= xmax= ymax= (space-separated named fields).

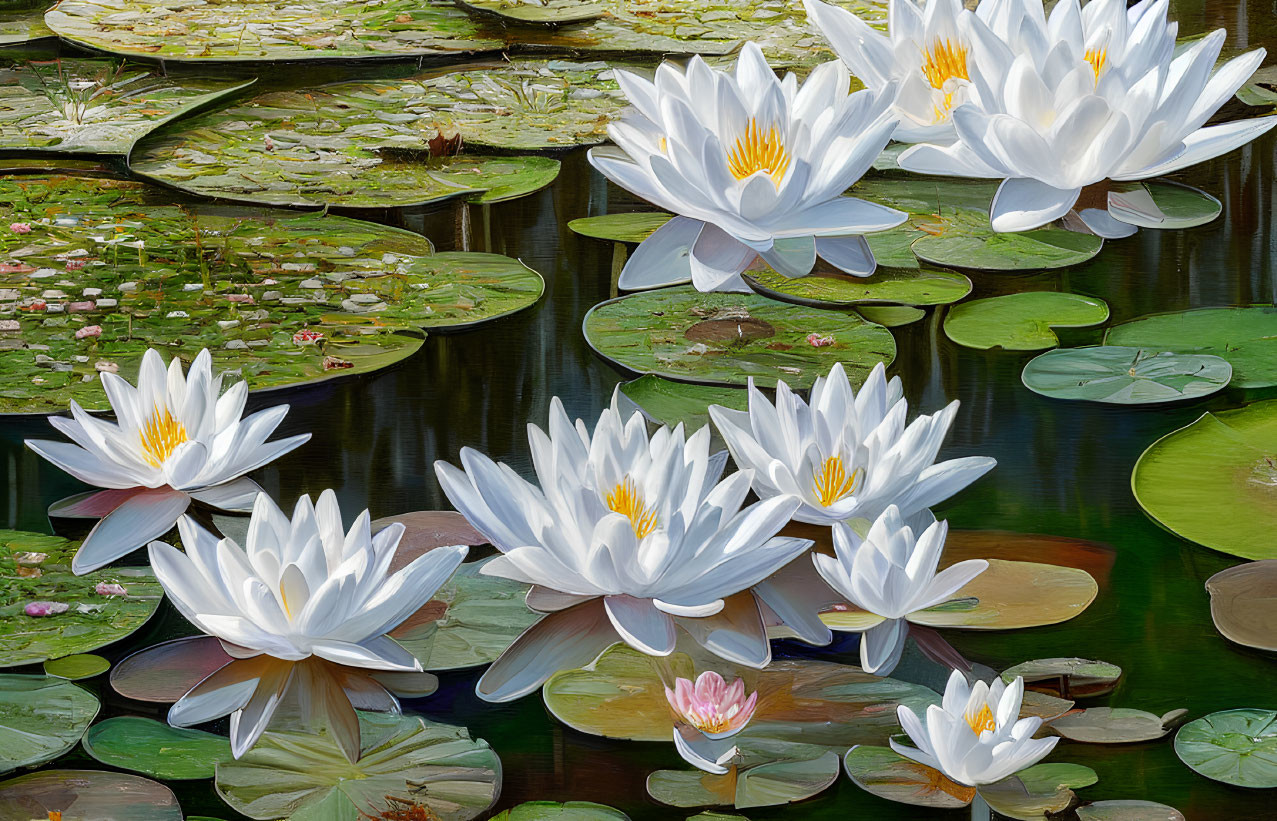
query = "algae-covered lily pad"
xmin=1206 ymin=560 xmax=1277 ymax=651
xmin=0 ymin=529 xmax=162 ymax=667
xmin=943 ymin=292 xmax=1110 ymax=351
xmin=583 ymin=286 xmax=895 ymax=389
xmin=1131 ymin=400 xmax=1277 ymax=560
xmin=569 ymin=212 xmax=672 ymax=244
xmin=1174 ymin=709 xmax=1277 ymax=788
xmin=1022 ymin=346 xmax=1232 ymax=404
xmin=646 ymin=738 xmax=840 ymax=810
xmin=1076 ymin=800 xmax=1186 ymax=820
xmin=43 ymin=653 xmax=110 ymax=680
xmin=618 ymin=375 xmax=747 ymax=433
xmin=1103 ymin=306 xmax=1277 ymax=389
xmin=458 ymin=0 xmax=612 ymax=24
xmin=488 ymin=801 xmax=630 ymax=820
xmin=742 ymin=265 xmax=971 ymax=308
xmin=0 ymin=674 xmax=99 ymax=775
xmin=1001 ymin=658 xmax=1123 ymax=700
xmin=0 ymin=769 xmax=181 ymax=820
xmin=0 ymin=6 xmax=51 ymax=45
xmin=83 ymin=716 xmax=231 ymax=780
xmin=215 ymin=712 xmax=501 ymax=820
xmin=842 ymin=745 xmax=975 ymax=809
xmin=1050 ymin=707 xmax=1189 ymax=744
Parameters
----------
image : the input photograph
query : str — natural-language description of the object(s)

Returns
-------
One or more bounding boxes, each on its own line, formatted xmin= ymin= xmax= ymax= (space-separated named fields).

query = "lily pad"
xmin=43 ymin=653 xmax=110 ymax=680
xmin=0 ymin=769 xmax=181 ymax=820
xmin=855 ymin=305 xmax=926 ymax=327
xmin=742 ymin=266 xmax=971 ymax=308
xmin=617 ymin=375 xmax=747 ymax=433
xmin=110 ymin=636 xmax=233 ymax=703
xmin=1206 ymin=560 xmax=1277 ymax=651
xmin=215 ymin=712 xmax=501 ymax=820
xmin=83 ymin=716 xmax=231 ymax=780
xmin=1001 ymin=658 xmax=1123 ymax=700
xmin=1104 ymin=306 xmax=1277 ymax=389
xmin=457 ymin=0 xmax=613 ymax=26
xmin=943 ymin=292 xmax=1110 ymax=351
xmin=980 ymin=763 xmax=1097 ymax=821
xmin=487 ymin=802 xmax=630 ymax=820
xmin=1076 ymin=800 xmax=1186 ymax=820
xmin=1107 ymin=181 xmax=1221 ymax=229
xmin=842 ymin=745 xmax=975 ymax=809
xmin=583 ymin=286 xmax=896 ymax=389
xmin=1174 ymin=709 xmax=1277 ymax=788
xmin=0 ymin=529 xmax=163 ymax=667
xmin=568 ymin=212 xmax=672 ymax=244
xmin=1022 ymin=346 xmax=1233 ymax=404
xmin=0 ymin=6 xmax=51 ymax=44
xmin=646 ymin=738 xmax=840 ymax=809
xmin=1050 ymin=708 xmax=1189 ymax=744
xmin=1131 ymin=400 xmax=1277 ymax=560
xmin=0 ymin=674 xmax=99 ymax=775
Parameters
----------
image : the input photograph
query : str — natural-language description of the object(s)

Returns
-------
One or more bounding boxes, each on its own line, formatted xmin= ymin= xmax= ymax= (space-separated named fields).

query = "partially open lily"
xmin=25 ymin=348 xmax=310 ymax=574
xmin=665 ymin=670 xmax=759 ymax=774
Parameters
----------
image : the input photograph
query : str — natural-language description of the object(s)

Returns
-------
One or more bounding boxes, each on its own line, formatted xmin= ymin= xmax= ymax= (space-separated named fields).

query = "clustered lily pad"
xmin=0 ymin=674 xmax=99 ymax=775
xmin=943 ymin=292 xmax=1110 ymax=351
xmin=1104 ymin=306 xmax=1277 ymax=389
xmin=1022 ymin=346 xmax=1233 ymax=404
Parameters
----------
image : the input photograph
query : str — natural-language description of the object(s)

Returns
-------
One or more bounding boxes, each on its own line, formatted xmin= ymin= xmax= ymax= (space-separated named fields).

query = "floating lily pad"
xmin=0 ymin=529 xmax=163 ymax=667
xmin=1022 ymin=347 xmax=1232 ymax=404
xmin=488 ymin=802 xmax=630 ymax=820
xmin=647 ymin=738 xmax=840 ymax=809
xmin=1076 ymin=800 xmax=1186 ymax=820
xmin=1104 ymin=306 xmax=1277 ymax=389
xmin=943 ymin=292 xmax=1110 ymax=351
xmin=1131 ymin=400 xmax=1277 ymax=560
xmin=0 ymin=769 xmax=181 ymax=820
xmin=617 ymin=375 xmax=746 ymax=433
xmin=742 ymin=266 xmax=971 ymax=308
xmin=568 ymin=212 xmax=672 ymax=244
xmin=0 ymin=6 xmax=51 ymax=45
xmin=842 ymin=745 xmax=975 ymax=809
xmin=855 ymin=305 xmax=926 ymax=327
xmin=1001 ymin=658 xmax=1123 ymax=700
xmin=110 ymin=636 xmax=233 ymax=703
xmin=1206 ymin=560 xmax=1277 ymax=651
xmin=980 ymin=763 xmax=1097 ymax=821
xmin=371 ymin=510 xmax=490 ymax=556
xmin=43 ymin=653 xmax=110 ymax=680
xmin=1174 ymin=709 xmax=1277 ymax=788
xmin=1050 ymin=708 xmax=1189 ymax=744
xmin=83 ymin=716 xmax=231 ymax=780
xmin=0 ymin=675 xmax=99 ymax=775
xmin=215 ymin=712 xmax=501 ymax=820
xmin=1109 ymin=181 xmax=1221 ymax=229
xmin=458 ymin=0 xmax=612 ymax=26
xmin=583 ymin=286 xmax=895 ymax=390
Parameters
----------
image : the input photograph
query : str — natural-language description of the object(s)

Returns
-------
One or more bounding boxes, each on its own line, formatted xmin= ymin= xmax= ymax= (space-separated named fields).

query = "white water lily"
xmin=26 ymin=348 xmax=310 ymax=574
xmin=893 ymin=669 xmax=1058 ymax=786
xmin=588 ymin=41 xmax=906 ymax=292
xmin=148 ymin=491 xmax=468 ymax=760
xmin=805 ymin=0 xmax=979 ymax=142
xmin=708 ymin=362 xmax=995 ymax=529
xmin=814 ymin=506 xmax=987 ymax=674
xmin=434 ymin=392 xmax=816 ymax=702
xmin=898 ymin=0 xmax=1276 ymax=236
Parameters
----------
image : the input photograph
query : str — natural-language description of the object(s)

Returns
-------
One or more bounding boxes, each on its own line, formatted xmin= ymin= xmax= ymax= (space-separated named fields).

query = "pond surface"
xmin=2 ymin=1 xmax=1277 ymax=818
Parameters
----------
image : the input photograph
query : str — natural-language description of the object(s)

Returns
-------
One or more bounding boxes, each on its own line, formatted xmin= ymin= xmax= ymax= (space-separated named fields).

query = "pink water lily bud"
xmin=664 ymin=670 xmax=758 ymax=738
xmin=75 ymin=325 xmax=103 ymax=339
xmin=95 ymin=582 xmax=127 ymax=596
xmin=9 ymin=222 xmax=31 ymax=234
xmin=25 ymin=601 xmax=69 ymax=617
xmin=293 ymin=329 xmax=324 ymax=345
xmin=65 ymin=259 xmax=87 ymax=271
xmin=806 ymin=333 xmax=834 ymax=347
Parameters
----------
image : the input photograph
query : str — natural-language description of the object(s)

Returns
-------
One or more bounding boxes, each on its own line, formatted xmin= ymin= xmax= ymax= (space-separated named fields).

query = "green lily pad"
xmin=842 ymin=745 xmax=976 ymax=809
xmin=617 ymin=375 xmax=746 ymax=434
xmin=43 ymin=653 xmax=110 ymax=680
xmin=1050 ymin=708 xmax=1189 ymax=744
xmin=742 ymin=266 xmax=971 ymax=308
xmin=979 ymin=763 xmax=1096 ymax=821
xmin=0 ymin=529 xmax=163 ymax=667
xmin=647 ymin=738 xmax=840 ymax=809
xmin=855 ymin=305 xmax=926 ymax=327
xmin=0 ymin=59 xmax=251 ymax=155
xmin=1131 ymin=400 xmax=1277 ymax=560
xmin=943 ymin=292 xmax=1110 ymax=351
xmin=1206 ymin=560 xmax=1277 ymax=651
xmin=1076 ymin=800 xmax=1186 ymax=820
xmin=1110 ymin=181 xmax=1221 ymax=229
xmin=685 ymin=813 xmax=749 ymax=821
xmin=0 ymin=769 xmax=181 ymax=820
xmin=0 ymin=6 xmax=51 ymax=44
xmin=83 ymin=716 xmax=231 ymax=780
xmin=488 ymin=801 xmax=630 ymax=820
xmin=458 ymin=0 xmax=613 ymax=25
xmin=1022 ymin=346 xmax=1232 ymax=404
xmin=569 ymin=212 xmax=672 ymax=244
xmin=46 ymin=0 xmax=503 ymax=62
xmin=215 ymin=712 xmax=501 ymax=820
xmin=583 ymin=286 xmax=896 ymax=389
xmin=1001 ymin=658 xmax=1123 ymax=700
xmin=1174 ymin=709 xmax=1277 ymax=788
xmin=0 ymin=674 xmax=99 ymax=775
xmin=1103 ymin=306 xmax=1277 ymax=389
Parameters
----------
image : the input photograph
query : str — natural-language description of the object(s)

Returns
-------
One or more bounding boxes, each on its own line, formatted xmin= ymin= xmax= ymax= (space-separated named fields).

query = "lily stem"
xmin=971 ymin=793 xmax=991 ymax=821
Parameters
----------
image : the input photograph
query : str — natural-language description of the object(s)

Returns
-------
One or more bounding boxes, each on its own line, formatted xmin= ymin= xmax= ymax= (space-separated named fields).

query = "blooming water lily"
xmin=665 ymin=670 xmax=759 ymax=774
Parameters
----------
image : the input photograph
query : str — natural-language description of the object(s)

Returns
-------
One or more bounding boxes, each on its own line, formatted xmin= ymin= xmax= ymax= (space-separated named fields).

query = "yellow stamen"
xmin=931 ymin=90 xmax=957 ymax=123
xmin=139 ymin=405 xmax=188 ymax=468
xmin=921 ymin=38 xmax=969 ymax=89
xmin=607 ymin=477 xmax=659 ymax=539
xmin=726 ymin=119 xmax=791 ymax=185
xmin=658 ymin=136 xmax=668 ymax=153
xmin=966 ymin=703 xmax=997 ymax=735
xmin=812 ymin=455 xmax=861 ymax=507
xmin=1085 ymin=47 xmax=1107 ymax=82
xmin=691 ymin=713 xmax=733 ymax=734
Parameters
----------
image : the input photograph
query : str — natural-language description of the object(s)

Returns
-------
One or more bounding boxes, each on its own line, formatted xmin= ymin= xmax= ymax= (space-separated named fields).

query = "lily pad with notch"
xmin=82 ymin=716 xmax=231 ymax=780
xmin=0 ymin=769 xmax=182 ymax=820
xmin=0 ymin=674 xmax=99 ymax=776
xmin=742 ymin=265 xmax=971 ymax=308
xmin=943 ymin=292 xmax=1110 ymax=351
xmin=842 ymin=745 xmax=976 ymax=809
xmin=1001 ymin=658 xmax=1122 ymax=700
xmin=1103 ymin=306 xmax=1277 ymax=389
xmin=1174 ymin=709 xmax=1277 ymax=788
xmin=1022 ymin=346 xmax=1232 ymax=404
xmin=1049 ymin=707 xmax=1189 ymax=744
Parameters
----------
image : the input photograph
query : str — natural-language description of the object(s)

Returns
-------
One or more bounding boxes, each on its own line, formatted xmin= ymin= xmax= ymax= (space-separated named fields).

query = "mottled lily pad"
xmin=43 ymin=653 xmax=110 ymax=680
xmin=1022 ymin=347 xmax=1232 ymax=404
xmin=1206 ymin=560 xmax=1277 ymax=651
xmin=488 ymin=802 xmax=630 ymax=820
xmin=1104 ymin=306 xmax=1277 ymax=389
xmin=1001 ymin=658 xmax=1123 ymax=700
xmin=82 ymin=716 xmax=231 ymax=780
xmin=617 ymin=375 xmax=746 ymax=434
xmin=215 ymin=712 xmax=501 ymax=820
xmin=980 ymin=763 xmax=1097 ymax=821
xmin=1076 ymin=800 xmax=1186 ymax=820
xmin=0 ymin=529 xmax=163 ymax=667
xmin=943 ymin=292 xmax=1110 ymax=351
xmin=583 ymin=286 xmax=896 ymax=389
xmin=0 ymin=769 xmax=181 ymax=820
xmin=1131 ymin=400 xmax=1277 ymax=560
xmin=1174 ymin=709 xmax=1277 ymax=788
xmin=742 ymin=265 xmax=971 ymax=308
xmin=568 ymin=212 xmax=672 ymax=244
xmin=1050 ymin=708 xmax=1189 ymax=744
xmin=458 ymin=0 xmax=612 ymax=26
xmin=842 ymin=745 xmax=975 ymax=809
xmin=646 ymin=738 xmax=840 ymax=810
xmin=0 ymin=6 xmax=51 ymax=44
xmin=0 ymin=674 xmax=99 ymax=775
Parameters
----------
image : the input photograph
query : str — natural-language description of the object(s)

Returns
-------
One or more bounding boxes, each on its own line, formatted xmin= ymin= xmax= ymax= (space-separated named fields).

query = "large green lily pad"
xmin=1131 ymin=400 xmax=1277 ymax=560
xmin=1022 ymin=346 xmax=1233 ymax=404
xmin=742 ymin=265 xmax=971 ymax=308
xmin=1001 ymin=658 xmax=1123 ymax=700
xmin=617 ymin=374 xmax=747 ymax=433
xmin=215 ymin=712 xmax=501 ymax=820
xmin=0 ymin=674 xmax=99 ymax=775
xmin=0 ymin=529 xmax=163 ymax=667
xmin=43 ymin=653 xmax=110 ymax=680
xmin=0 ymin=769 xmax=182 ymax=820
xmin=0 ymin=59 xmax=250 ymax=155
xmin=842 ymin=745 xmax=975 ymax=809
xmin=1104 ymin=306 xmax=1277 ymax=389
xmin=1206 ymin=560 xmax=1277 ymax=651
xmin=1174 ymin=709 xmax=1277 ymax=788
xmin=488 ymin=802 xmax=630 ymax=820
xmin=943 ymin=292 xmax=1110 ymax=351
xmin=0 ymin=6 xmax=51 ymax=44
xmin=583 ymin=286 xmax=896 ymax=390
xmin=1050 ymin=708 xmax=1189 ymax=744
xmin=568 ymin=212 xmax=672 ymax=244
xmin=646 ymin=739 xmax=840 ymax=809
xmin=83 ymin=716 xmax=231 ymax=780
xmin=458 ymin=0 xmax=611 ymax=24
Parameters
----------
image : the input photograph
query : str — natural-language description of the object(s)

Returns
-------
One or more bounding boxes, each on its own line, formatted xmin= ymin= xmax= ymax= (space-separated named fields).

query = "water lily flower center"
xmin=139 ymin=405 xmax=188 ymax=467
xmin=686 ymin=704 xmax=739 ymax=735
xmin=813 ymin=454 xmax=861 ymax=507
xmin=921 ymin=39 xmax=969 ymax=89
xmin=1085 ymin=47 xmax=1108 ymax=82
xmin=966 ymin=703 xmax=997 ymax=735
xmin=727 ymin=119 xmax=791 ymax=186
xmin=606 ymin=476 xmax=659 ymax=539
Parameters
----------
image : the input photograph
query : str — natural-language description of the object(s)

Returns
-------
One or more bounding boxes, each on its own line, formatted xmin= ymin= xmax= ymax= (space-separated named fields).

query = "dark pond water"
xmin=3 ymin=2 xmax=1277 ymax=818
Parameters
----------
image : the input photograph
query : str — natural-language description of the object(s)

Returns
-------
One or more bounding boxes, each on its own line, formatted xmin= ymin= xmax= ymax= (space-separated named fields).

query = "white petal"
xmin=617 ymin=216 xmax=700 ymax=291
xmin=989 ymin=178 xmax=1082 ymax=233
xmin=73 ymin=488 xmax=190 ymax=574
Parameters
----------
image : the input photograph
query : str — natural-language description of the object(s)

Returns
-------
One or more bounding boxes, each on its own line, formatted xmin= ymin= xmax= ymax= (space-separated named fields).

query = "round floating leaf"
xmin=583 ymin=286 xmax=896 ymax=389
xmin=110 ymin=636 xmax=233 ymax=703
xmin=855 ymin=305 xmax=926 ymax=327
xmin=1174 ymin=709 xmax=1277 ymax=788
xmin=617 ymin=375 xmax=747 ymax=433
xmin=487 ymin=801 xmax=630 ymax=820
xmin=1001 ymin=658 xmax=1123 ymax=700
xmin=0 ymin=529 xmax=163 ymax=666
xmin=0 ymin=6 xmax=50 ymax=44
xmin=842 ymin=745 xmax=975 ymax=809
xmin=1206 ymin=560 xmax=1277 ymax=651
xmin=1022 ymin=347 xmax=1232 ymax=404
xmin=647 ymin=739 xmax=840 ymax=810
xmin=685 ymin=813 xmax=749 ymax=821
xmin=0 ymin=675 xmax=99 ymax=775
xmin=742 ymin=266 xmax=971 ymax=308
xmin=215 ymin=712 xmax=501 ymax=820
xmin=943 ymin=292 xmax=1110 ymax=351
xmin=1076 ymin=800 xmax=1186 ymax=820
xmin=458 ymin=0 xmax=611 ymax=25
xmin=569 ymin=212 xmax=672 ymax=244
xmin=0 ymin=769 xmax=181 ymax=820
xmin=978 ymin=763 xmax=1096 ymax=821
xmin=43 ymin=654 xmax=110 ymax=680
xmin=1131 ymin=400 xmax=1277 ymax=560
xmin=1104 ymin=306 xmax=1277 ymax=389
xmin=1110 ymin=181 xmax=1221 ymax=230
xmin=1050 ymin=707 xmax=1189 ymax=744
xmin=83 ymin=716 xmax=231 ymax=780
